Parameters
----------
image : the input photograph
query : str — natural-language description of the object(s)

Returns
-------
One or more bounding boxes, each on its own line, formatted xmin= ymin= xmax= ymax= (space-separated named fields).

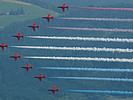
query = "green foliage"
xmin=9 ymin=8 xmax=25 ymax=15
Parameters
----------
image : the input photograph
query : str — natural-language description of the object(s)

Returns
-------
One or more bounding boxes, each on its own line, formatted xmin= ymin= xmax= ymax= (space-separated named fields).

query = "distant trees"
xmin=9 ymin=7 xmax=25 ymax=15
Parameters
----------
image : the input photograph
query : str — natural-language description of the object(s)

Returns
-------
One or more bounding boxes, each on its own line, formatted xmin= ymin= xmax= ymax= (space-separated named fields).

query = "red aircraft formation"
xmin=21 ymin=63 xmax=33 ymax=72
xmin=42 ymin=13 xmax=54 ymax=23
xmin=10 ymin=53 xmax=21 ymax=62
xmin=1 ymin=3 xmax=70 ymax=96
xmin=0 ymin=42 xmax=8 ymax=51
xmin=12 ymin=32 xmax=24 ymax=41
xmin=34 ymin=73 xmax=46 ymax=82
xmin=48 ymin=86 xmax=59 ymax=95
xmin=28 ymin=22 xmax=40 ymax=32
xmin=57 ymin=3 xmax=69 ymax=12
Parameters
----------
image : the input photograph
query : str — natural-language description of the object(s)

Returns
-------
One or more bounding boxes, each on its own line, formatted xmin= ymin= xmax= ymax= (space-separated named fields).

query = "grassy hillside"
xmin=0 ymin=0 xmax=59 ymax=27
xmin=109 ymin=96 xmax=133 ymax=100
xmin=18 ymin=0 xmax=133 ymax=7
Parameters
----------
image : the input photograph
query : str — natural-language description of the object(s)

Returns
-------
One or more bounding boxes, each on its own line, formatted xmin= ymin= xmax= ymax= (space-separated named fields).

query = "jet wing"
xmin=47 ymin=13 xmax=51 ymax=18
xmin=33 ymin=22 xmax=36 ymax=26
xmin=2 ymin=42 xmax=5 ymax=46
xmin=26 ymin=63 xmax=30 ymax=67
xmin=52 ymin=86 xmax=56 ymax=90
xmin=52 ymin=91 xmax=55 ymax=95
xmin=14 ymin=58 xmax=17 ymax=62
xmin=17 ymin=37 xmax=20 ymax=41
xmin=26 ymin=68 xmax=29 ymax=72
xmin=2 ymin=47 xmax=4 ymax=51
xmin=18 ymin=32 xmax=21 ymax=36
xmin=15 ymin=53 xmax=18 ymax=57
xmin=39 ymin=73 xmax=43 ymax=77
xmin=62 ymin=3 xmax=66 ymax=7
xmin=33 ymin=28 xmax=35 ymax=32
xmin=47 ymin=19 xmax=50 ymax=23
xmin=62 ymin=8 xmax=65 ymax=12
xmin=39 ymin=78 xmax=42 ymax=82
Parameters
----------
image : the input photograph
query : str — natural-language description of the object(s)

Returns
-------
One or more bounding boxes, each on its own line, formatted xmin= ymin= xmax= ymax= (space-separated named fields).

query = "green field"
xmin=0 ymin=0 xmax=59 ymax=27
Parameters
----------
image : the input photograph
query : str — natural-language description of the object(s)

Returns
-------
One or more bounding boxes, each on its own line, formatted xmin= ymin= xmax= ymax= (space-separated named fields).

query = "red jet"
xmin=34 ymin=73 xmax=46 ymax=82
xmin=42 ymin=13 xmax=54 ymax=23
xmin=48 ymin=86 xmax=59 ymax=95
xmin=0 ymin=42 xmax=8 ymax=51
xmin=12 ymin=32 xmax=24 ymax=41
xmin=57 ymin=3 xmax=69 ymax=12
xmin=28 ymin=22 xmax=40 ymax=32
xmin=10 ymin=53 xmax=21 ymax=62
xmin=21 ymin=63 xmax=33 ymax=72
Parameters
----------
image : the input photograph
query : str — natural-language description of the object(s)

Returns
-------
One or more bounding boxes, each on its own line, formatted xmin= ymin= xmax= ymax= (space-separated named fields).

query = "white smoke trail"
xmin=62 ymin=90 xmax=133 ymax=94
xmin=27 ymin=36 xmax=133 ymax=43
xmin=71 ymin=7 xmax=133 ymax=11
xmin=57 ymin=17 xmax=133 ymax=22
xmin=43 ymin=27 xmax=133 ymax=33
xmin=37 ymin=67 xmax=133 ymax=72
xmin=11 ymin=46 xmax=133 ymax=53
xmin=49 ymin=77 xmax=133 ymax=82
xmin=24 ymin=56 xmax=133 ymax=63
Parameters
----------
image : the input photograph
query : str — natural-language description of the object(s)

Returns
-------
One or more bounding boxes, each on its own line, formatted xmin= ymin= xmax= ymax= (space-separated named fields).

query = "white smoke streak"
xmin=11 ymin=46 xmax=133 ymax=53
xmin=57 ymin=17 xmax=133 ymax=22
xmin=49 ymin=77 xmax=133 ymax=82
xmin=24 ymin=56 xmax=133 ymax=63
xmin=27 ymin=36 xmax=133 ymax=43
xmin=37 ymin=67 xmax=133 ymax=72
xmin=43 ymin=27 xmax=133 ymax=33
xmin=62 ymin=90 xmax=133 ymax=94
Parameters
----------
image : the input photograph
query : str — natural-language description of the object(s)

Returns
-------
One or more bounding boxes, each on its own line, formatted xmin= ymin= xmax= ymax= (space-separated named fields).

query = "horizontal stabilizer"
xmin=31 ymin=65 xmax=33 ymax=70
xmin=22 ymin=35 xmax=24 ymax=39
xmin=38 ymin=25 xmax=40 ymax=29
xmin=67 ymin=5 xmax=69 ymax=9
xmin=52 ymin=16 xmax=54 ymax=20
xmin=6 ymin=44 xmax=8 ymax=48
xmin=44 ymin=75 xmax=46 ymax=80
xmin=19 ymin=55 xmax=22 ymax=59
xmin=57 ymin=88 xmax=59 ymax=93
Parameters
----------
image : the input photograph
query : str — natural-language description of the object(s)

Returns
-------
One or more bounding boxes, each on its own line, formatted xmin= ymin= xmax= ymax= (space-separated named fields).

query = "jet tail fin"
xmin=38 ymin=25 xmax=40 ymax=29
xmin=22 ymin=35 xmax=24 ymax=39
xmin=44 ymin=75 xmax=46 ymax=80
xmin=57 ymin=88 xmax=59 ymax=93
xmin=31 ymin=65 xmax=33 ymax=70
xmin=67 ymin=5 xmax=69 ymax=9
